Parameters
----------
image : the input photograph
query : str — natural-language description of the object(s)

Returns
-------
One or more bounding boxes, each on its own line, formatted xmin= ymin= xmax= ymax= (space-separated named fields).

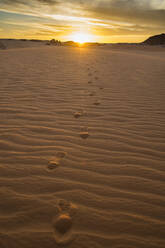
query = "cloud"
xmin=80 ymin=0 xmax=165 ymax=26
xmin=1 ymin=0 xmax=165 ymax=27
xmin=0 ymin=0 xmax=165 ymax=42
xmin=0 ymin=0 xmax=57 ymax=4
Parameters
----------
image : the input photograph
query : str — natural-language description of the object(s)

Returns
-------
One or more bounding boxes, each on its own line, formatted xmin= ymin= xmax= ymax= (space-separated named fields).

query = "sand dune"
xmin=0 ymin=45 xmax=165 ymax=248
xmin=0 ymin=39 xmax=47 ymax=50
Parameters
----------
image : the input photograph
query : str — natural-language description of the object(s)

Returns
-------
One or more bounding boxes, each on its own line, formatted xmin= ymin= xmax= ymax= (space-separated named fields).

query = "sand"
xmin=0 ymin=39 xmax=47 ymax=50
xmin=0 ymin=44 xmax=165 ymax=248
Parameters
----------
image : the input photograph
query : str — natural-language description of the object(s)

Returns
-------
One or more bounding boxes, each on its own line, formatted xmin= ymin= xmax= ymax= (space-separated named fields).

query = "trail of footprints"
xmin=75 ymin=65 xmax=103 ymax=139
xmin=49 ymin=64 xmax=103 ymax=244
xmin=48 ymin=66 xmax=101 ymax=170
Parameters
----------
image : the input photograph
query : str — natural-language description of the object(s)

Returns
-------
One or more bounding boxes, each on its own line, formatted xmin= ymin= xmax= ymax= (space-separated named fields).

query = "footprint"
xmin=53 ymin=200 xmax=77 ymax=245
xmin=88 ymin=81 xmax=92 ymax=84
xmin=58 ymin=199 xmax=77 ymax=216
xmin=94 ymin=100 xmax=101 ymax=106
xmin=54 ymin=214 xmax=72 ymax=233
xmin=74 ymin=112 xmax=82 ymax=119
xmin=95 ymin=76 xmax=98 ymax=80
xmin=47 ymin=151 xmax=66 ymax=170
xmin=58 ymin=199 xmax=70 ymax=212
xmin=80 ymin=131 xmax=89 ymax=139
xmin=48 ymin=159 xmax=60 ymax=170
xmin=99 ymin=87 xmax=103 ymax=90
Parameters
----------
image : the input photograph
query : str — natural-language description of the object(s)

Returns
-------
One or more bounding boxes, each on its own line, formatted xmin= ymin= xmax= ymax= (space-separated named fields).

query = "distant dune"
xmin=1 ymin=34 xmax=165 ymax=51
xmin=143 ymin=33 xmax=165 ymax=45
xmin=0 ymin=39 xmax=101 ymax=50
xmin=0 ymin=39 xmax=47 ymax=49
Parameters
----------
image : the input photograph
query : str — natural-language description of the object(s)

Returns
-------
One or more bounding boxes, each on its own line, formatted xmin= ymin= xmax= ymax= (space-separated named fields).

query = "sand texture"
xmin=0 ymin=46 xmax=165 ymax=248
xmin=0 ymin=39 xmax=47 ymax=50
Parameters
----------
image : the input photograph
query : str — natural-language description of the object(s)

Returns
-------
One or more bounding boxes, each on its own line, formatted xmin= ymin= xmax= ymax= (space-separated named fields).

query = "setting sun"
xmin=70 ymin=32 xmax=93 ymax=44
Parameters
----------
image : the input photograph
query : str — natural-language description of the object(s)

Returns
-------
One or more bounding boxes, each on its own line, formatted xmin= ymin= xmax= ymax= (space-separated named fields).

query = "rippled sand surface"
xmin=0 ymin=46 xmax=165 ymax=248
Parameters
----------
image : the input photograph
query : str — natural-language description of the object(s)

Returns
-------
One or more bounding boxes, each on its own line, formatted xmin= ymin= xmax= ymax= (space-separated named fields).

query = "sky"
xmin=0 ymin=0 xmax=165 ymax=43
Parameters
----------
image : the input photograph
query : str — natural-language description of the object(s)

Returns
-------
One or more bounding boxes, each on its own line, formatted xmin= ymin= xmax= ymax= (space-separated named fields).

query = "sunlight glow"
xmin=70 ymin=32 xmax=93 ymax=44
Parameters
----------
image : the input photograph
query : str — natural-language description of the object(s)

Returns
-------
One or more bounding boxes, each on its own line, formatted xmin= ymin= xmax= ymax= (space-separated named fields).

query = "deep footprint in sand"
xmin=74 ymin=110 xmax=86 ymax=119
xmin=94 ymin=100 xmax=101 ymax=106
xmin=53 ymin=200 xmax=77 ymax=245
xmin=48 ymin=159 xmax=60 ymax=170
xmin=74 ymin=112 xmax=82 ymax=119
xmin=47 ymin=151 xmax=66 ymax=170
xmin=80 ymin=131 xmax=89 ymax=139
xmin=80 ymin=126 xmax=89 ymax=139
xmin=88 ymin=80 xmax=92 ymax=84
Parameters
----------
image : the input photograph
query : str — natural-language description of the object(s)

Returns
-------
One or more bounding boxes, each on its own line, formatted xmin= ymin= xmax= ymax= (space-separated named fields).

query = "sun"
xmin=70 ymin=32 xmax=93 ymax=44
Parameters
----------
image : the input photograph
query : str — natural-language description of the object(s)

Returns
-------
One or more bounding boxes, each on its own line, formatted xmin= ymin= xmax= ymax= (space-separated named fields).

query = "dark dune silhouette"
xmin=143 ymin=33 xmax=165 ymax=45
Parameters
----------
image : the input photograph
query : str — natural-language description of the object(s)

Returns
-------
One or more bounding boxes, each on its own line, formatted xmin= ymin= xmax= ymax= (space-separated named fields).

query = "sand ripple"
xmin=0 ymin=46 xmax=165 ymax=247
